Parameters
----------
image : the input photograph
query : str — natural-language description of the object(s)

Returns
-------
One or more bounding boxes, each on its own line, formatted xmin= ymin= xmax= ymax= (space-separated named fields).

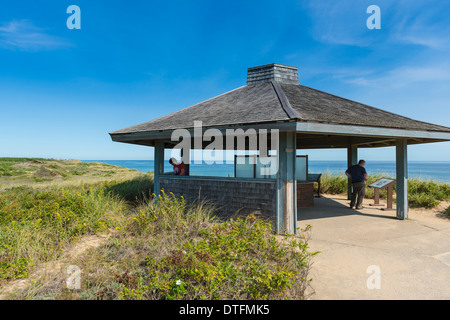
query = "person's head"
xmin=358 ymin=160 xmax=366 ymax=167
xmin=169 ymin=157 xmax=178 ymax=166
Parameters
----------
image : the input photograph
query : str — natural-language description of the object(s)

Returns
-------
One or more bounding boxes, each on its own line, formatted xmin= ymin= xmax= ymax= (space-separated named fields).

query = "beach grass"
xmin=0 ymin=159 xmax=316 ymax=300
xmin=1 ymin=158 xmax=448 ymax=299
xmin=0 ymin=158 xmax=44 ymax=177
xmin=0 ymin=158 xmax=143 ymax=192
xmin=0 ymin=183 xmax=127 ymax=281
xmin=316 ymin=171 xmax=450 ymax=209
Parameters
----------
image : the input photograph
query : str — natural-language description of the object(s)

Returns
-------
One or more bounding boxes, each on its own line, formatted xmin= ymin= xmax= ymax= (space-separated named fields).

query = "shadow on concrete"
xmin=298 ymin=196 xmax=397 ymax=221
xmin=437 ymin=211 xmax=450 ymax=221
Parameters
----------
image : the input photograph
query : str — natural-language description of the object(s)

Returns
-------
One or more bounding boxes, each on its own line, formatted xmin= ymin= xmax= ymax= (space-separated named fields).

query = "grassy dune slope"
xmin=0 ymin=158 xmax=143 ymax=191
xmin=0 ymin=158 xmax=316 ymax=300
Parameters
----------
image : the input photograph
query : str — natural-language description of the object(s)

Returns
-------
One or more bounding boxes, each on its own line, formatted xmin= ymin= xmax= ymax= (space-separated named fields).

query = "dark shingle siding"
xmin=159 ymin=177 xmax=277 ymax=219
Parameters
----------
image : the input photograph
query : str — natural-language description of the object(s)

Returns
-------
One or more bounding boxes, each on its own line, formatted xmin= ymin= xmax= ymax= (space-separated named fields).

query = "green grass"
xmin=0 ymin=158 xmax=43 ymax=177
xmin=0 ymin=184 xmax=126 ymax=281
xmin=0 ymin=171 xmax=316 ymax=300
xmin=115 ymin=193 xmax=317 ymax=300
xmin=316 ymin=172 xmax=450 ymax=209
xmin=104 ymin=173 xmax=154 ymax=204
xmin=0 ymin=158 xmax=144 ymax=191
xmin=65 ymin=192 xmax=316 ymax=300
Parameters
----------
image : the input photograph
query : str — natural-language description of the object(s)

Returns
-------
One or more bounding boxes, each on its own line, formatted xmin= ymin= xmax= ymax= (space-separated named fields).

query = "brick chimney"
xmin=247 ymin=63 xmax=299 ymax=85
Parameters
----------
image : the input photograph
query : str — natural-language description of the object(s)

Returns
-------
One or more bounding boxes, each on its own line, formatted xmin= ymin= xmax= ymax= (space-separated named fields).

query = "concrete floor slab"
xmin=299 ymin=195 xmax=450 ymax=300
xmin=433 ymin=252 xmax=450 ymax=266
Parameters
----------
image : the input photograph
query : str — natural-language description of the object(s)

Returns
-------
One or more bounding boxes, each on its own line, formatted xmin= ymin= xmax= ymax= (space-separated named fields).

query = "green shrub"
xmin=444 ymin=205 xmax=450 ymax=217
xmin=0 ymin=258 xmax=34 ymax=280
xmin=105 ymin=173 xmax=154 ymax=204
xmin=408 ymin=178 xmax=450 ymax=202
xmin=115 ymin=192 xmax=317 ymax=300
xmin=0 ymin=177 xmax=317 ymax=300
xmin=33 ymin=177 xmax=53 ymax=182
xmin=0 ymin=184 xmax=126 ymax=280
xmin=408 ymin=193 xmax=440 ymax=209
xmin=316 ymin=172 xmax=450 ymax=209
xmin=0 ymin=158 xmax=33 ymax=177
xmin=316 ymin=172 xmax=347 ymax=194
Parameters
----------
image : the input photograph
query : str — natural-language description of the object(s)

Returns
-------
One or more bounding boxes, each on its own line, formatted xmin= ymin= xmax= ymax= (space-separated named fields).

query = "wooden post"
xmin=347 ymin=145 xmax=358 ymax=200
xmin=379 ymin=184 xmax=395 ymax=211
xmin=372 ymin=188 xmax=382 ymax=206
xmin=153 ymin=140 xmax=164 ymax=197
xmin=276 ymin=132 xmax=297 ymax=234
xmin=396 ymin=139 xmax=408 ymax=219
xmin=386 ymin=184 xmax=394 ymax=210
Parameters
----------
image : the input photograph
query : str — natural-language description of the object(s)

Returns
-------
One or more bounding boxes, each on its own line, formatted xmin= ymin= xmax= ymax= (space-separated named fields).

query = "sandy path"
xmin=0 ymin=234 xmax=109 ymax=300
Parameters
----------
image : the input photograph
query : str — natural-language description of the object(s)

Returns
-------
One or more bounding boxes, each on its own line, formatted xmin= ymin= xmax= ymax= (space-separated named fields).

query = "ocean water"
xmin=82 ymin=160 xmax=450 ymax=183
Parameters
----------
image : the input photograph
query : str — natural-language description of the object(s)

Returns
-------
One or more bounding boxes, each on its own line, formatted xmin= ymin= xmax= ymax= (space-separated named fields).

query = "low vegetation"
xmin=317 ymin=172 xmax=450 ymax=209
xmin=0 ymin=184 xmax=126 ymax=281
xmin=0 ymin=158 xmax=142 ymax=192
xmin=0 ymin=158 xmax=317 ymax=300
xmin=65 ymin=193 xmax=315 ymax=300
xmin=445 ymin=205 xmax=450 ymax=217
xmin=2 ymin=158 xmax=447 ymax=299
xmin=0 ymin=158 xmax=43 ymax=177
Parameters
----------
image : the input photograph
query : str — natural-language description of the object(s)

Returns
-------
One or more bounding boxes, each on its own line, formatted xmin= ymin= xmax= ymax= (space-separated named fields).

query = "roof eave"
xmin=109 ymin=120 xmax=298 ymax=143
xmin=296 ymin=121 xmax=450 ymax=140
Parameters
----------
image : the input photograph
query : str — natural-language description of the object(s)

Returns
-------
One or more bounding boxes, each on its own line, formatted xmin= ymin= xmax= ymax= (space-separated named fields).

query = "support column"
xmin=396 ymin=139 xmax=408 ymax=220
xmin=153 ymin=140 xmax=164 ymax=196
xmin=347 ymin=144 xmax=358 ymax=200
xmin=276 ymin=132 xmax=297 ymax=234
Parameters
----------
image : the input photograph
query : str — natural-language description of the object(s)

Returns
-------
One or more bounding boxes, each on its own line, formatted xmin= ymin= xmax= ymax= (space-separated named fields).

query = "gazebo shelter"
xmin=110 ymin=63 xmax=450 ymax=234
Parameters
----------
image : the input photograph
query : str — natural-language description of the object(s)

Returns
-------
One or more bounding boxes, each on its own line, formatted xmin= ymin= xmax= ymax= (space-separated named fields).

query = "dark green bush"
xmin=117 ymin=192 xmax=318 ymax=300
xmin=315 ymin=172 xmax=450 ymax=209
xmin=105 ymin=173 xmax=154 ymax=204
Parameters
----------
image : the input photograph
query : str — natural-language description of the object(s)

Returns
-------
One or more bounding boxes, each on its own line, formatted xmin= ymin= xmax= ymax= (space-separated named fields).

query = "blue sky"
xmin=0 ymin=0 xmax=449 ymax=162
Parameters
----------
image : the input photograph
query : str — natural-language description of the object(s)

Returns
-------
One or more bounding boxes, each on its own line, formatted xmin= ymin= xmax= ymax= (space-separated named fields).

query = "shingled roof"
xmin=110 ymin=63 xmax=450 ymax=138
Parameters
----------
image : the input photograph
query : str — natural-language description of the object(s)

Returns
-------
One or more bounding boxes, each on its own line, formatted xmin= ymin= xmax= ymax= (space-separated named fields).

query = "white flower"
xmin=182 ymin=250 xmax=187 ymax=255
xmin=176 ymin=280 xmax=182 ymax=286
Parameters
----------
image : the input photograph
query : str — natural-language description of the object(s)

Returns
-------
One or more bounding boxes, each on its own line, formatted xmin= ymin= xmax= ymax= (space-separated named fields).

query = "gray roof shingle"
xmin=110 ymin=82 xmax=290 ymax=134
xmin=281 ymin=84 xmax=450 ymax=132
xmin=110 ymin=81 xmax=450 ymax=135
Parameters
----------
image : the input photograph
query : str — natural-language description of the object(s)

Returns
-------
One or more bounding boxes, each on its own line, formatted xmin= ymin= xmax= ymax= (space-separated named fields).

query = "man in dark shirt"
xmin=345 ymin=160 xmax=369 ymax=209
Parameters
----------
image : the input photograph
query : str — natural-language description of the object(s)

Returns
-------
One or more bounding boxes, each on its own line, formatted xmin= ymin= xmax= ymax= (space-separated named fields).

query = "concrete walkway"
xmin=299 ymin=195 xmax=450 ymax=300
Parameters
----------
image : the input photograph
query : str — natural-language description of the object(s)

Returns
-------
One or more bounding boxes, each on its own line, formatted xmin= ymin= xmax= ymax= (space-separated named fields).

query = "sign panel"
xmin=369 ymin=178 xmax=395 ymax=189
